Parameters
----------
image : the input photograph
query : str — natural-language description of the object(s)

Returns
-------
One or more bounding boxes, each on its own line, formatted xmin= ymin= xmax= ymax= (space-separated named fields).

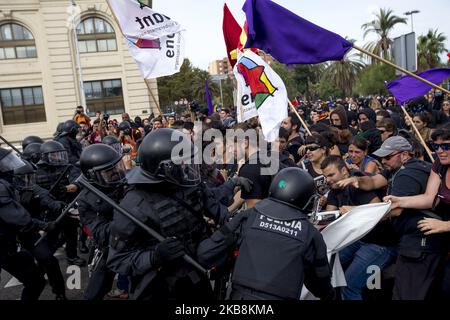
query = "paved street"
xmin=0 ymin=248 xmax=99 ymax=300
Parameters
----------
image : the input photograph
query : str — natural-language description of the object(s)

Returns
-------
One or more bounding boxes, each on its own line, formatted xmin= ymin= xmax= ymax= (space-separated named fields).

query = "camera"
xmin=189 ymin=101 xmax=200 ymax=113
xmin=103 ymin=113 xmax=110 ymax=121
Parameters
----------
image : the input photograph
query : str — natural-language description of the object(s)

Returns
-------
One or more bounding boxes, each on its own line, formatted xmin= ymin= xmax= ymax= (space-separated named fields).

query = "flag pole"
xmin=400 ymin=105 xmax=434 ymax=163
xmin=353 ymin=44 xmax=450 ymax=96
xmin=288 ymin=101 xmax=312 ymax=136
xmin=144 ymin=79 xmax=163 ymax=116
xmin=235 ymin=79 xmax=243 ymax=122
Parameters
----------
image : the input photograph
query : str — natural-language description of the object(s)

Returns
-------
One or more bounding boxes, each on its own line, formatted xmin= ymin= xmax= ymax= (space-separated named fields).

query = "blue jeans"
xmin=339 ymin=240 xmax=397 ymax=300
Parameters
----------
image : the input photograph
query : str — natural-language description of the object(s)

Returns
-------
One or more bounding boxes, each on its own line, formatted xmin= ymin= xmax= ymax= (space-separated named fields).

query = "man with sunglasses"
xmin=336 ymin=136 xmax=440 ymax=300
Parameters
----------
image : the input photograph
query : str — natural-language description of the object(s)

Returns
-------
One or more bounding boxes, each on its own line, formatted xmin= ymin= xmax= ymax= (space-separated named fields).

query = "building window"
xmin=0 ymin=86 xmax=46 ymax=125
xmin=84 ymin=79 xmax=124 ymax=115
xmin=0 ymin=23 xmax=37 ymax=60
xmin=77 ymin=17 xmax=117 ymax=53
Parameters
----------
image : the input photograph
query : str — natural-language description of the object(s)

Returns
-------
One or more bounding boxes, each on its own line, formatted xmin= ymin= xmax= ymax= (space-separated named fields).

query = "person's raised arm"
xmin=335 ymin=174 xmax=388 ymax=191
xmin=384 ymin=170 xmax=441 ymax=210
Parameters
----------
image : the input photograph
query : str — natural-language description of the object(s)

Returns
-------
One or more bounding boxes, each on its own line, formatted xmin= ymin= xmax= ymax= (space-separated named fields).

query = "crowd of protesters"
xmin=1 ymin=89 xmax=449 ymax=301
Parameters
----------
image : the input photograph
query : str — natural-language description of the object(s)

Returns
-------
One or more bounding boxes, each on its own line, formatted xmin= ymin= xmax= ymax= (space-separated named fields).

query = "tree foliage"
xmin=417 ymin=29 xmax=448 ymax=71
xmin=361 ymin=8 xmax=407 ymax=61
xmin=354 ymin=63 xmax=396 ymax=96
xmin=157 ymin=59 xmax=219 ymax=112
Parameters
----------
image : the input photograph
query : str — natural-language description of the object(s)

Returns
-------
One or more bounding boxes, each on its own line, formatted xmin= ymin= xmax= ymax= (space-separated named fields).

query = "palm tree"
xmin=417 ymin=29 xmax=448 ymax=71
xmin=362 ymin=8 xmax=407 ymax=61
xmin=322 ymin=39 xmax=366 ymax=96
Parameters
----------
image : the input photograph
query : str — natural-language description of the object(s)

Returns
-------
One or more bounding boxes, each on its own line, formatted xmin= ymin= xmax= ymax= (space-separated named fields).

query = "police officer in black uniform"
xmin=0 ymin=148 xmax=47 ymax=301
xmin=22 ymin=142 xmax=42 ymax=165
xmin=55 ymin=120 xmax=82 ymax=165
xmin=22 ymin=135 xmax=44 ymax=151
xmin=198 ymin=167 xmax=335 ymax=300
xmin=107 ymin=128 xmax=251 ymax=300
xmin=78 ymin=144 xmax=127 ymax=300
xmin=35 ymin=140 xmax=85 ymax=266
xmin=14 ymin=160 xmax=68 ymax=299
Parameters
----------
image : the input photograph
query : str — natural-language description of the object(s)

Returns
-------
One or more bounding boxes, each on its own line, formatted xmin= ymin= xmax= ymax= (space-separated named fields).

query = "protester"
xmin=346 ymin=136 xmax=380 ymax=175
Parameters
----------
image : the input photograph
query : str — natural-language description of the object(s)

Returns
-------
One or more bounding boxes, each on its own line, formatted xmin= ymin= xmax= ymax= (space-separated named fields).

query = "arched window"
xmin=0 ymin=23 xmax=37 ymax=60
xmin=77 ymin=17 xmax=117 ymax=53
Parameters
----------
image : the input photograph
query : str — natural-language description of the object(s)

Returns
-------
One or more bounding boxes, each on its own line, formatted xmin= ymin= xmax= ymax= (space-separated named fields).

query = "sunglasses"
xmin=377 ymin=129 xmax=386 ymax=134
xmin=432 ymin=143 xmax=450 ymax=151
xmin=382 ymin=152 xmax=401 ymax=161
xmin=306 ymin=145 xmax=322 ymax=152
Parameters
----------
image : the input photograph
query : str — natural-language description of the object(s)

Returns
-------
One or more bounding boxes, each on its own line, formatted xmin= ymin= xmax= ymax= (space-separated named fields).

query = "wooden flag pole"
xmin=144 ymin=79 xmax=163 ymax=116
xmin=288 ymin=101 xmax=312 ymax=136
xmin=400 ymin=105 xmax=435 ymax=163
xmin=353 ymin=44 xmax=450 ymax=96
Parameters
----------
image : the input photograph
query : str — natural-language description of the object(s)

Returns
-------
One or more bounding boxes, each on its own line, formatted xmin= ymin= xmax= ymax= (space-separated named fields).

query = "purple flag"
xmin=242 ymin=0 xmax=353 ymax=64
xmin=205 ymin=80 xmax=214 ymax=115
xmin=386 ymin=68 xmax=450 ymax=105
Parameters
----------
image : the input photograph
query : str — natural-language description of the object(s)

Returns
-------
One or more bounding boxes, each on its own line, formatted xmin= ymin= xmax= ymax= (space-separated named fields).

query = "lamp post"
xmin=404 ymin=10 xmax=420 ymax=32
xmin=211 ymin=74 xmax=228 ymax=108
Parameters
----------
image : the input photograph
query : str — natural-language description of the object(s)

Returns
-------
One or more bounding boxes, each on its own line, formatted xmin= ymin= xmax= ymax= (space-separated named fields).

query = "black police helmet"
xmin=102 ymin=135 xmax=120 ymax=145
xmin=269 ymin=167 xmax=317 ymax=210
xmin=80 ymin=144 xmax=125 ymax=187
xmin=118 ymin=121 xmax=131 ymax=131
xmin=0 ymin=147 xmax=25 ymax=173
xmin=102 ymin=135 xmax=122 ymax=155
xmin=135 ymin=128 xmax=200 ymax=186
xmin=62 ymin=120 xmax=80 ymax=137
xmin=39 ymin=141 xmax=68 ymax=166
xmin=40 ymin=140 xmax=66 ymax=154
xmin=13 ymin=159 xmax=36 ymax=190
xmin=23 ymin=142 xmax=42 ymax=164
xmin=14 ymin=159 xmax=35 ymax=175
xmin=22 ymin=135 xmax=44 ymax=150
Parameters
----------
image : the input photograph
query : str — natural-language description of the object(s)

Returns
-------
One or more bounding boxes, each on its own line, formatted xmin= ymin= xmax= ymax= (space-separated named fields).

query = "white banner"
xmin=127 ymin=31 xmax=186 ymax=79
xmin=107 ymin=0 xmax=186 ymax=78
xmin=233 ymin=50 xmax=288 ymax=142
xmin=107 ymin=0 xmax=184 ymax=42
xmin=300 ymin=201 xmax=392 ymax=299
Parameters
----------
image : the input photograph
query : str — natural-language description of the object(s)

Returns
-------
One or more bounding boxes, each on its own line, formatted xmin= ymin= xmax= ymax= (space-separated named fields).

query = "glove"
xmin=43 ymin=221 xmax=57 ymax=234
xmin=51 ymin=201 xmax=66 ymax=213
xmin=223 ymin=210 xmax=250 ymax=232
xmin=152 ymin=237 xmax=185 ymax=267
xmin=231 ymin=176 xmax=254 ymax=193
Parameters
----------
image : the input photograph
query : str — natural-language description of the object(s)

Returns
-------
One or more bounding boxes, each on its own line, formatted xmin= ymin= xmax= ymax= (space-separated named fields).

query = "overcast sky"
xmin=151 ymin=0 xmax=450 ymax=70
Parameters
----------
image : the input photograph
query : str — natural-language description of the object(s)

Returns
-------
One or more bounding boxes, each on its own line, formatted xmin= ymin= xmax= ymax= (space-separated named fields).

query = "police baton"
xmin=0 ymin=135 xmax=22 ymax=155
xmin=75 ymin=175 xmax=208 ymax=275
xmin=34 ymin=194 xmax=81 ymax=247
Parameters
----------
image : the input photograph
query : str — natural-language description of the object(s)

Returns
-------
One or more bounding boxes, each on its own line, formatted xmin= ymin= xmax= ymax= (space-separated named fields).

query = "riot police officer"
xmin=22 ymin=135 xmax=44 ymax=150
xmin=22 ymin=142 xmax=42 ymax=165
xmin=55 ymin=119 xmax=82 ymax=164
xmin=14 ymin=160 xmax=67 ymax=299
xmin=198 ymin=167 xmax=335 ymax=300
xmin=0 ymin=148 xmax=47 ymax=301
xmin=78 ymin=144 xmax=127 ymax=300
xmin=35 ymin=140 xmax=85 ymax=266
xmin=107 ymin=128 xmax=249 ymax=300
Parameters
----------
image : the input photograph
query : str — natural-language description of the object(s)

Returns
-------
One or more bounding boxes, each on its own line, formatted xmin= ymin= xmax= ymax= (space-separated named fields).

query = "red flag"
xmin=222 ymin=4 xmax=242 ymax=68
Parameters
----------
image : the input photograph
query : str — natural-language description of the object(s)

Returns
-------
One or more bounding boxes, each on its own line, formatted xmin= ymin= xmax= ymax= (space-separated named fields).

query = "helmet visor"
xmin=93 ymin=159 xmax=126 ymax=186
xmin=44 ymin=151 xmax=69 ymax=166
xmin=13 ymin=173 xmax=36 ymax=189
xmin=159 ymin=160 xmax=201 ymax=187
xmin=0 ymin=152 xmax=26 ymax=172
